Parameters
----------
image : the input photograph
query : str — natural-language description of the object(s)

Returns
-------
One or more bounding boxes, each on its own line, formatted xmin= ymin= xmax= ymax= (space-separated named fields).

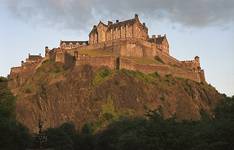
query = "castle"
xmin=10 ymin=14 xmax=205 ymax=83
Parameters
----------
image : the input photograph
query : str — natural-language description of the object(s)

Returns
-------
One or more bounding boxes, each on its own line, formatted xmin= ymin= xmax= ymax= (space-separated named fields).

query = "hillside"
xmin=8 ymin=60 xmax=223 ymax=132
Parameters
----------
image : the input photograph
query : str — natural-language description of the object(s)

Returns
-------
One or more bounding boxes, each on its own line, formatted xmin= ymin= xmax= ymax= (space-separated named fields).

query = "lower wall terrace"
xmin=75 ymin=56 xmax=204 ymax=83
xmin=120 ymin=57 xmax=203 ymax=82
xmin=76 ymin=55 xmax=116 ymax=69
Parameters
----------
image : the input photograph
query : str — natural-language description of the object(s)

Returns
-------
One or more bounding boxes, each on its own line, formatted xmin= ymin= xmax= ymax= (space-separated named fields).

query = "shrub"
xmin=23 ymin=84 xmax=33 ymax=93
xmin=120 ymin=69 xmax=155 ymax=83
xmin=93 ymin=68 xmax=112 ymax=86
xmin=154 ymin=56 xmax=164 ymax=64
xmin=149 ymin=72 xmax=160 ymax=78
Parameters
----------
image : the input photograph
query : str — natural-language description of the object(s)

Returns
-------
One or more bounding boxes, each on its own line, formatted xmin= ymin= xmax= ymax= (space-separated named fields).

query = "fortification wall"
xmin=120 ymin=41 xmax=144 ymax=57
xmin=119 ymin=57 xmax=136 ymax=70
xmin=9 ymin=37 xmax=205 ymax=84
xmin=119 ymin=57 xmax=202 ymax=82
xmin=47 ymin=49 xmax=57 ymax=61
xmin=10 ymin=67 xmax=22 ymax=75
xmin=76 ymin=55 xmax=116 ymax=69
xmin=154 ymin=52 xmax=182 ymax=67
xmin=171 ymin=68 xmax=201 ymax=82
xmin=199 ymin=70 xmax=206 ymax=82
xmin=55 ymin=49 xmax=65 ymax=63
xmin=9 ymin=61 xmax=42 ymax=89
xmin=120 ymin=57 xmax=170 ymax=75
xmin=64 ymin=40 xmax=203 ymax=82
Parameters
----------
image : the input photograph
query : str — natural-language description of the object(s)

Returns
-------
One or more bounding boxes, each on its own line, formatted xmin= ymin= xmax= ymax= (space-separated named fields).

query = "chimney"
xmin=116 ymin=20 xmax=119 ymax=23
xmin=45 ymin=46 xmax=49 ymax=55
xmin=108 ymin=21 xmax=113 ymax=25
xmin=152 ymin=35 xmax=156 ymax=38
xmin=135 ymin=14 xmax=139 ymax=19
xmin=194 ymin=56 xmax=200 ymax=62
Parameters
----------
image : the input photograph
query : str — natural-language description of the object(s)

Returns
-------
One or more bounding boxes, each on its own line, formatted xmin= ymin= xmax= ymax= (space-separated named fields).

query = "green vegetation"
xmin=119 ymin=69 xmax=177 ymax=88
xmin=135 ymin=57 xmax=158 ymax=64
xmin=101 ymin=97 xmax=117 ymax=121
xmin=154 ymin=56 xmax=165 ymax=64
xmin=2 ymin=75 xmax=234 ymax=150
xmin=29 ymin=95 xmax=233 ymax=150
xmin=23 ymin=84 xmax=34 ymax=93
xmin=0 ymin=77 xmax=31 ymax=150
xmin=120 ymin=69 xmax=157 ymax=83
xmin=37 ymin=60 xmax=66 ymax=76
xmin=20 ymin=60 xmax=66 ymax=94
xmin=0 ymin=77 xmax=16 ymax=118
xmin=93 ymin=67 xmax=112 ymax=85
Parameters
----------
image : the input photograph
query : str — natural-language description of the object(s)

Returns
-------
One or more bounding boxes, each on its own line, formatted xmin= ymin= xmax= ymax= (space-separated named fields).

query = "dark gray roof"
xmin=89 ymin=16 xmax=148 ymax=35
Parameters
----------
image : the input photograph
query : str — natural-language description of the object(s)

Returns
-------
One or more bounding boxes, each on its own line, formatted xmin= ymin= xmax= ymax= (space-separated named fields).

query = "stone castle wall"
xmin=76 ymin=54 xmax=116 ymax=69
xmin=119 ymin=57 xmax=203 ymax=82
xmin=71 ymin=55 xmax=205 ymax=83
xmin=9 ymin=37 xmax=205 ymax=84
xmin=10 ymin=67 xmax=22 ymax=75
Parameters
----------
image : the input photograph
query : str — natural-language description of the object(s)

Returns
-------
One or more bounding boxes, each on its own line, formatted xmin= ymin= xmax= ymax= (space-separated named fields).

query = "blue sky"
xmin=0 ymin=0 xmax=233 ymax=96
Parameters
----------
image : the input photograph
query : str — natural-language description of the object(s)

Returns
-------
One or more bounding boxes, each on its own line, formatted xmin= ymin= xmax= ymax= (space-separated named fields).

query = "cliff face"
xmin=8 ymin=61 xmax=223 ymax=132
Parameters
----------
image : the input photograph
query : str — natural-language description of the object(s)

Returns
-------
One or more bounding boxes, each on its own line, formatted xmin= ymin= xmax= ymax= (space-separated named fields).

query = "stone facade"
xmin=10 ymin=53 xmax=42 ymax=75
xmin=89 ymin=14 xmax=148 ymax=45
xmin=9 ymin=15 xmax=206 ymax=83
xmin=60 ymin=41 xmax=88 ymax=50
xmin=148 ymin=34 xmax=169 ymax=54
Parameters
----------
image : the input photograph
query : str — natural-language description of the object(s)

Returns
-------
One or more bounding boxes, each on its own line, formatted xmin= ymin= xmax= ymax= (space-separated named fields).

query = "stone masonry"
xmin=9 ymin=14 xmax=206 ymax=83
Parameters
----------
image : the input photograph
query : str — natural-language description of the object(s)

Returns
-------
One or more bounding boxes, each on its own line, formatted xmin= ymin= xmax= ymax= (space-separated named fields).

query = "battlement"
xmin=9 ymin=53 xmax=44 ymax=78
xmin=60 ymin=41 xmax=88 ymax=49
xmin=181 ymin=56 xmax=201 ymax=71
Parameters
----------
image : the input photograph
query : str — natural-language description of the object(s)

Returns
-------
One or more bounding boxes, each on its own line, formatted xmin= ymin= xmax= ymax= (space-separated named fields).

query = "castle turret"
xmin=135 ymin=14 xmax=139 ymax=20
xmin=194 ymin=56 xmax=200 ymax=63
xmin=194 ymin=56 xmax=201 ymax=70
xmin=45 ymin=46 xmax=49 ymax=55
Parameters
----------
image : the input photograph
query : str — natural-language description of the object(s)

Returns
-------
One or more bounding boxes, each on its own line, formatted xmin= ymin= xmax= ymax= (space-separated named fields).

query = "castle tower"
xmin=45 ymin=46 xmax=49 ymax=56
xmin=194 ymin=56 xmax=201 ymax=70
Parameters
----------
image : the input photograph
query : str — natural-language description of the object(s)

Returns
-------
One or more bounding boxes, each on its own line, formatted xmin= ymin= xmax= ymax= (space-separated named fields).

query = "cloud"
xmin=4 ymin=0 xmax=234 ymax=30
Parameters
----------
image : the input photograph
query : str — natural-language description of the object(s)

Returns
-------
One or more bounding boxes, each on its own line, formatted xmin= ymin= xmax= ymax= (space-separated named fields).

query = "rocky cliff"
xmin=8 ymin=60 xmax=223 ymax=132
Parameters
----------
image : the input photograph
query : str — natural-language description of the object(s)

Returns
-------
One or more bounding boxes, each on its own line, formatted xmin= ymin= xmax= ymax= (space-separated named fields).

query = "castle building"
xmin=10 ymin=14 xmax=206 ymax=83
xmin=89 ymin=14 xmax=148 ymax=44
xmin=148 ymin=34 xmax=169 ymax=54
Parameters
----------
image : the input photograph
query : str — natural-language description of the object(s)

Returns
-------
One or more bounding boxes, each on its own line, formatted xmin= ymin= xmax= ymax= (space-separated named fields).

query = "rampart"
xmin=70 ymin=54 xmax=205 ymax=83
xmin=119 ymin=57 xmax=204 ymax=82
xmin=76 ymin=54 xmax=116 ymax=69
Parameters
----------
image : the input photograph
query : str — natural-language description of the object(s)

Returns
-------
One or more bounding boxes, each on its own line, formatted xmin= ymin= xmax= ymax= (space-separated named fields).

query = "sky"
xmin=0 ymin=0 xmax=233 ymax=96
